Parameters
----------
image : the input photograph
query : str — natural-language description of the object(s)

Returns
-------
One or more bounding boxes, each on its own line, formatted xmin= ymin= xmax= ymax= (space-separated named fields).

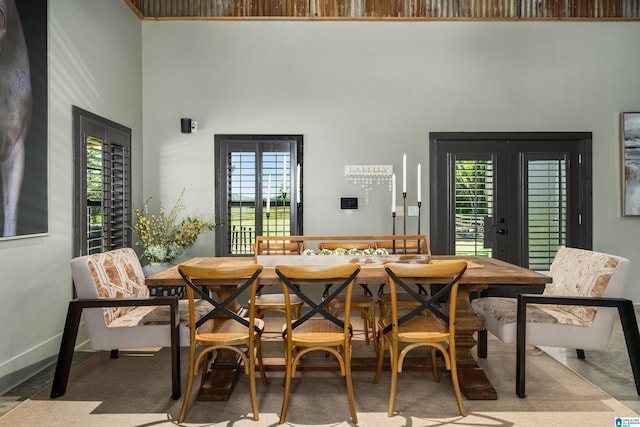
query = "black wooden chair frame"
xmin=516 ymin=294 xmax=640 ymax=398
xmin=50 ymin=297 xmax=180 ymax=400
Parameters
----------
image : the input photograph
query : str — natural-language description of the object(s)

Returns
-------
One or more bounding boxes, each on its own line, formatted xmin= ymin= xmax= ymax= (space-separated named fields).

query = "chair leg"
xmin=477 ymin=329 xmax=488 ymax=358
xmin=361 ymin=309 xmax=370 ymax=345
xmin=387 ymin=341 xmax=399 ymax=417
xmin=178 ymin=342 xmax=199 ymax=424
xmin=50 ymin=301 xmax=83 ymax=398
xmin=248 ymin=343 xmax=259 ymax=421
xmin=369 ymin=305 xmax=377 ymax=352
xmin=279 ymin=346 xmax=293 ymax=424
xmin=256 ymin=338 xmax=268 ymax=386
xmin=576 ymin=349 xmax=585 ymax=359
xmin=430 ymin=348 xmax=440 ymax=382
xmin=374 ymin=332 xmax=386 ymax=384
xmin=344 ymin=345 xmax=358 ymax=424
xmin=618 ymin=299 xmax=640 ymax=395
xmin=449 ymin=347 xmax=467 ymax=417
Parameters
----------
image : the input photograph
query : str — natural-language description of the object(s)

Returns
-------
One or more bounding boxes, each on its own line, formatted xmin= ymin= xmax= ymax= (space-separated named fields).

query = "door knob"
xmin=496 ymin=229 xmax=506 ymax=235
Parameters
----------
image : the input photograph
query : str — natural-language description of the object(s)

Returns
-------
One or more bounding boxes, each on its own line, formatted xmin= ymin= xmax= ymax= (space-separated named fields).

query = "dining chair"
xmin=374 ymin=260 xmax=468 ymax=417
xmin=374 ymin=239 xmax=431 ymax=320
xmin=275 ymin=263 xmax=361 ymax=424
xmin=177 ymin=263 xmax=268 ymax=423
xmin=319 ymin=242 xmax=378 ymax=346
xmin=253 ymin=242 xmax=304 ymax=320
xmin=373 ymin=239 xmax=422 ymax=254
xmin=471 ymin=247 xmax=640 ymax=397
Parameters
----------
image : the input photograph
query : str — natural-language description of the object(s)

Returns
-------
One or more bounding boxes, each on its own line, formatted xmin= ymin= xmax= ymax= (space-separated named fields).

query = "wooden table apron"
xmin=147 ymin=255 xmax=550 ymax=400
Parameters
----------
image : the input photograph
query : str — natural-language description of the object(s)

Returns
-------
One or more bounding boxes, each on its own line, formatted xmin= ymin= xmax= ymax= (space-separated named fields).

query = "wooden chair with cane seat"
xmin=374 ymin=260 xmax=468 ymax=418
xmin=177 ymin=263 xmax=268 ymax=423
xmin=319 ymin=242 xmax=378 ymax=346
xmin=374 ymin=239 xmax=430 ymax=320
xmin=275 ymin=263 xmax=361 ymax=424
xmin=253 ymin=242 xmax=305 ymax=320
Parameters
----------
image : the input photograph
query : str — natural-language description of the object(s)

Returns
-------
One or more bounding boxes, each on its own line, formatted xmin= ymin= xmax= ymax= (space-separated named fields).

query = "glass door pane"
xmin=226 ymin=150 xmax=292 ymax=255
xmin=228 ymin=152 xmax=256 ymax=255
xmin=454 ymin=159 xmax=494 ymax=257
xmin=527 ymin=158 xmax=567 ymax=271
xmin=262 ymin=151 xmax=291 ymax=236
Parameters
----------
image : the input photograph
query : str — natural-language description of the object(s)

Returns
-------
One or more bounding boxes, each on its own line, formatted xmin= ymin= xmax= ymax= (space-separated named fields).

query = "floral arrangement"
xmin=132 ymin=190 xmax=216 ymax=263
xmin=305 ymin=247 xmax=389 ymax=256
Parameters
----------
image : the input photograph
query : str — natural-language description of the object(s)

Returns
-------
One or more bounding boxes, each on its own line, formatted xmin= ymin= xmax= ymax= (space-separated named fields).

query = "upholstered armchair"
xmin=50 ymin=248 xmax=211 ymax=400
xmin=472 ymin=247 xmax=640 ymax=397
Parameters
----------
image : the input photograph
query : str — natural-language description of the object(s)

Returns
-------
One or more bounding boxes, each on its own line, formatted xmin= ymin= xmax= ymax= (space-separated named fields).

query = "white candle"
xmin=417 ymin=163 xmax=421 ymax=203
xmin=296 ymin=164 xmax=301 ymax=201
xmin=282 ymin=156 xmax=287 ymax=193
xmin=391 ymin=173 xmax=396 ymax=214
xmin=402 ymin=153 xmax=407 ymax=194
xmin=266 ymin=175 xmax=271 ymax=213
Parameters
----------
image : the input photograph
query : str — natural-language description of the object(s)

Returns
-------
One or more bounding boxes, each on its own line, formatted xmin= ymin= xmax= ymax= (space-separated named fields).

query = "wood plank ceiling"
xmin=124 ymin=0 xmax=640 ymax=19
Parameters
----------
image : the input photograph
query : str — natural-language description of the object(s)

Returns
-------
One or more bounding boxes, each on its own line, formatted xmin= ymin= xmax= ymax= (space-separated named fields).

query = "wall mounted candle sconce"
xmin=180 ymin=118 xmax=198 ymax=133
xmin=344 ymin=164 xmax=393 ymax=205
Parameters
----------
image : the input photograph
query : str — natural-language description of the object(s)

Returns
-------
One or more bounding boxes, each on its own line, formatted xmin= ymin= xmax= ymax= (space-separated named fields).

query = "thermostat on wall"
xmin=340 ymin=197 xmax=358 ymax=210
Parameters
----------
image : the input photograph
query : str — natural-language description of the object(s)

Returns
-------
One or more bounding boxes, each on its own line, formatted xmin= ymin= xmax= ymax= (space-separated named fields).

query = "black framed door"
xmin=430 ymin=132 xmax=591 ymax=295
xmin=214 ymin=135 xmax=303 ymax=257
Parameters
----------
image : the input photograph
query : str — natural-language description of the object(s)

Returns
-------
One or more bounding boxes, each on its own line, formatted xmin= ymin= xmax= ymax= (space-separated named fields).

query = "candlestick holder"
xmin=417 ymin=201 xmax=422 ymax=253
xmin=392 ymin=211 xmax=396 ymax=254
xmin=282 ymin=191 xmax=287 ymax=253
xmin=402 ymin=192 xmax=407 ymax=253
xmin=265 ymin=212 xmax=270 ymax=235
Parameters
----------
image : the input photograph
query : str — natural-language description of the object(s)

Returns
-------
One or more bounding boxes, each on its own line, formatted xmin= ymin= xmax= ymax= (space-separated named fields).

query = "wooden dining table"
xmin=146 ymin=255 xmax=550 ymax=400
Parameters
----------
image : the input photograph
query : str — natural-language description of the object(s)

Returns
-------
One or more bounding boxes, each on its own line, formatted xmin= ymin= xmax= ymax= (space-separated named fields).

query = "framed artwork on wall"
xmin=0 ymin=0 xmax=48 ymax=239
xmin=622 ymin=112 xmax=640 ymax=217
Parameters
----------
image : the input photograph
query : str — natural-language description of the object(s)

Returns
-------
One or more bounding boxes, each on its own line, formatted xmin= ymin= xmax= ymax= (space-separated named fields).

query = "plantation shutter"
xmin=214 ymin=135 xmax=303 ymax=257
xmin=454 ymin=158 xmax=495 ymax=258
xmin=102 ymin=141 xmax=131 ymax=251
xmin=526 ymin=156 xmax=567 ymax=271
xmin=74 ymin=106 xmax=132 ymax=257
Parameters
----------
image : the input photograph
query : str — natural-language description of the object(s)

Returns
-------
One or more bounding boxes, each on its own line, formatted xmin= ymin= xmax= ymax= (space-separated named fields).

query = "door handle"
xmin=496 ymin=228 xmax=506 ymax=235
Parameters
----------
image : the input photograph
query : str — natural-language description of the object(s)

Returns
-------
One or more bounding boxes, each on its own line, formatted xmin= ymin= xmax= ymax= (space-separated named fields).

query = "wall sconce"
xmin=180 ymin=118 xmax=198 ymax=133
xmin=344 ymin=164 xmax=393 ymax=205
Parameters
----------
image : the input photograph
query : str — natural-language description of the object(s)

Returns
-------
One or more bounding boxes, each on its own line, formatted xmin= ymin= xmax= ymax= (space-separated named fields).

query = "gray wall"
xmin=0 ymin=0 xmax=142 ymax=393
xmin=142 ymin=20 xmax=640 ymax=299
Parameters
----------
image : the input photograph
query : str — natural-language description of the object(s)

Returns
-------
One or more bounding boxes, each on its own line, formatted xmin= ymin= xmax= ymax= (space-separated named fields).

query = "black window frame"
xmin=73 ymin=106 xmax=132 ymax=257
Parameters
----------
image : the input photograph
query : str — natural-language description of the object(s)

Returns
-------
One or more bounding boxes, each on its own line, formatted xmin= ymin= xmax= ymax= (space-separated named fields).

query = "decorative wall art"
xmin=0 ymin=0 xmax=48 ymax=238
xmin=622 ymin=112 xmax=640 ymax=216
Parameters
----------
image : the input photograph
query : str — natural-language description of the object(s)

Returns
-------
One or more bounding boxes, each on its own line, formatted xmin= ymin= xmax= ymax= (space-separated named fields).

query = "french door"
xmin=214 ymin=135 xmax=303 ymax=257
xmin=430 ymin=133 xmax=591 ymax=294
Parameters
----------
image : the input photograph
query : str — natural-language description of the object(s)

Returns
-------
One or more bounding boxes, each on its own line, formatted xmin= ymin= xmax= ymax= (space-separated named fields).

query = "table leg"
xmin=197 ymin=285 xmax=243 ymax=401
xmin=455 ymin=284 xmax=498 ymax=400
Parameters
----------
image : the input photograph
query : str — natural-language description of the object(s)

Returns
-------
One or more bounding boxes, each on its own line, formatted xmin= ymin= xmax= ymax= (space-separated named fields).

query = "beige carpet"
xmin=1 ymin=333 xmax=637 ymax=427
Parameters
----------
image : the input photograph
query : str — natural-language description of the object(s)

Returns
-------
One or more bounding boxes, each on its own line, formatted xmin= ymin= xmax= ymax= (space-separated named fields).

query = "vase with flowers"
xmin=132 ymin=190 xmax=216 ymax=277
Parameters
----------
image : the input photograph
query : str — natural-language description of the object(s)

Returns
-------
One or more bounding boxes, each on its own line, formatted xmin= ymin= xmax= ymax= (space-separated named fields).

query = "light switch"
xmin=408 ymin=206 xmax=419 ymax=217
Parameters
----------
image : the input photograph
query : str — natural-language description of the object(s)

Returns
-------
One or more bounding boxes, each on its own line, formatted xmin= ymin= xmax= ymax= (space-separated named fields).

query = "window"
xmin=214 ymin=135 xmax=303 ymax=257
xmin=73 ymin=107 xmax=132 ymax=256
